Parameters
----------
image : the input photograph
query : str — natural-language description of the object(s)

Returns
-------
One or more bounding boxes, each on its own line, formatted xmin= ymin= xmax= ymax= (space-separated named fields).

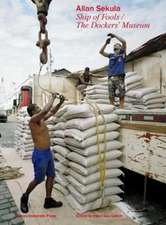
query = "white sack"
xmin=67 ymin=175 xmax=123 ymax=194
xmin=68 ymin=185 xmax=123 ymax=204
xmin=54 ymin=122 xmax=66 ymax=130
xmin=54 ymin=153 xmax=68 ymax=165
xmin=55 ymin=173 xmax=69 ymax=186
xmin=126 ymin=88 xmax=158 ymax=98
xmin=62 ymin=104 xmax=115 ymax=120
xmin=52 ymin=145 xmax=70 ymax=158
xmin=125 ymin=75 xmax=143 ymax=86
xmin=68 ymin=159 xmax=123 ymax=176
xmin=66 ymin=114 xmax=119 ymax=130
xmin=142 ymin=92 xmax=164 ymax=102
xmin=64 ymin=123 xmax=120 ymax=141
xmin=54 ymin=183 xmax=69 ymax=196
xmin=67 ymin=140 xmax=123 ymax=156
xmin=56 ymin=162 xmax=69 ymax=175
xmin=52 ymin=138 xmax=66 ymax=147
xmin=65 ymin=131 xmax=119 ymax=149
xmin=52 ymin=130 xmax=64 ymax=138
xmin=69 ymin=168 xmax=123 ymax=185
xmin=67 ymin=150 xmax=122 ymax=167
xmin=67 ymin=194 xmax=121 ymax=213
xmin=125 ymin=71 xmax=138 ymax=78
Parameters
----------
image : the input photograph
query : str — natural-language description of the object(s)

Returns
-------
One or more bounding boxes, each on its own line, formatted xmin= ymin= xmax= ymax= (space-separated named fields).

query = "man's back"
xmin=30 ymin=120 xmax=50 ymax=150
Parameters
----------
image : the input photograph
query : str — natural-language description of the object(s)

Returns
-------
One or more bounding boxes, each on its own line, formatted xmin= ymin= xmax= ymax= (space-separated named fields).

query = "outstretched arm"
xmin=99 ymin=38 xmax=111 ymax=58
xmin=30 ymin=93 xmax=56 ymax=123
xmin=108 ymin=33 xmax=127 ymax=52
xmin=44 ymin=95 xmax=65 ymax=120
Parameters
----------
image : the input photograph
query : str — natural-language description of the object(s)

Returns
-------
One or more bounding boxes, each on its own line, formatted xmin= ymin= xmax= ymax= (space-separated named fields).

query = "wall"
xmin=32 ymin=74 xmax=78 ymax=107
xmin=126 ymin=50 xmax=166 ymax=94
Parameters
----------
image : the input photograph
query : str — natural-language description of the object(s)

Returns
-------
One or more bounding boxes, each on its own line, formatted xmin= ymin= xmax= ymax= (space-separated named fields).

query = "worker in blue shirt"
xmin=99 ymin=33 xmax=127 ymax=108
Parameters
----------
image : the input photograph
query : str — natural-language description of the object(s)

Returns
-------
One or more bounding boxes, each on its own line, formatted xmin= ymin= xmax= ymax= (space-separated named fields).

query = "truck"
xmin=18 ymin=86 xmax=32 ymax=108
xmin=116 ymin=109 xmax=166 ymax=184
xmin=0 ymin=109 xmax=7 ymax=123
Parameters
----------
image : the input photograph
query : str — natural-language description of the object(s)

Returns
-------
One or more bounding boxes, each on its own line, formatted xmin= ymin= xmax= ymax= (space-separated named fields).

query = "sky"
xmin=0 ymin=0 xmax=166 ymax=105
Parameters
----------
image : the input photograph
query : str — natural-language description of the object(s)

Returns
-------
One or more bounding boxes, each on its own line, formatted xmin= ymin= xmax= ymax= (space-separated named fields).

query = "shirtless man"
xmin=76 ymin=67 xmax=93 ymax=100
xmin=20 ymin=93 xmax=65 ymax=213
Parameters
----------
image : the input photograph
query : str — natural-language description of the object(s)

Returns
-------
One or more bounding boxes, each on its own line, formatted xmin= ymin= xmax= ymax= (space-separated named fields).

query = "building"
xmin=32 ymin=68 xmax=78 ymax=107
xmin=126 ymin=33 xmax=166 ymax=94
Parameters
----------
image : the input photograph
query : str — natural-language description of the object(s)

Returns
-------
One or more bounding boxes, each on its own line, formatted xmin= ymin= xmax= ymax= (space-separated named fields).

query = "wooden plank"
xmin=120 ymin=121 xmax=166 ymax=134
xmin=131 ymin=114 xmax=166 ymax=123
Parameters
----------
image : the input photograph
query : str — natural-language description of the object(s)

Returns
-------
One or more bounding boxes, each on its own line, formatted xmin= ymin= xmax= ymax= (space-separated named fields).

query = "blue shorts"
xmin=32 ymin=148 xmax=55 ymax=183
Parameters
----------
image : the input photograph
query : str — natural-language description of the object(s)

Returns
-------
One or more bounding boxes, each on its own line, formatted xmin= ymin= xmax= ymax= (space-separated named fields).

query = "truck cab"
xmin=18 ymin=86 xmax=32 ymax=108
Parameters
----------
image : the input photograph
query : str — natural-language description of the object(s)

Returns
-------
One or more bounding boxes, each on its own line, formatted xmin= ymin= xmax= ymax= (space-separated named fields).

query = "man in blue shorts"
xmin=99 ymin=33 xmax=127 ymax=108
xmin=20 ymin=93 xmax=65 ymax=213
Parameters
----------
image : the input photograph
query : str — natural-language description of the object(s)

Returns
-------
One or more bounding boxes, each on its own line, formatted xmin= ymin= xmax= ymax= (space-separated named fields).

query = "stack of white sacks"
xmin=51 ymin=118 xmax=70 ymax=196
xmin=47 ymin=117 xmax=57 ymax=148
xmin=125 ymin=72 xmax=166 ymax=110
xmin=85 ymin=72 xmax=143 ymax=106
xmin=125 ymin=71 xmax=143 ymax=92
xmin=85 ymin=77 xmax=110 ymax=105
xmin=85 ymin=72 xmax=166 ymax=110
xmin=53 ymin=104 xmax=124 ymax=212
xmin=15 ymin=107 xmax=33 ymax=160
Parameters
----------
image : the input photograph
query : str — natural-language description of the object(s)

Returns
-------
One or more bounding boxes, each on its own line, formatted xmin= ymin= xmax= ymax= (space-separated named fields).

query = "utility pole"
xmin=49 ymin=47 xmax=54 ymax=73
xmin=0 ymin=77 xmax=6 ymax=108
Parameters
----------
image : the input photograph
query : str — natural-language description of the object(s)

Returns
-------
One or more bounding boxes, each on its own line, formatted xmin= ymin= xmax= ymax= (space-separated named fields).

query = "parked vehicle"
xmin=0 ymin=109 xmax=7 ymax=122
xmin=117 ymin=110 xmax=166 ymax=184
xmin=18 ymin=86 xmax=32 ymax=108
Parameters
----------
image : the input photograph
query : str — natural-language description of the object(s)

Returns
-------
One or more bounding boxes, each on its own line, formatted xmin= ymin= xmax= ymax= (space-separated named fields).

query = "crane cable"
xmin=33 ymin=0 xmax=64 ymax=99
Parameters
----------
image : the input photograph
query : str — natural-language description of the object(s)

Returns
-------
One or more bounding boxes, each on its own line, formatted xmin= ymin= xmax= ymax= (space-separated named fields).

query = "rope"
xmin=85 ymin=100 xmax=107 ymax=203
xmin=37 ymin=64 xmax=63 ymax=99
xmin=95 ymin=102 xmax=107 ymax=192
xmin=37 ymin=64 xmax=52 ymax=95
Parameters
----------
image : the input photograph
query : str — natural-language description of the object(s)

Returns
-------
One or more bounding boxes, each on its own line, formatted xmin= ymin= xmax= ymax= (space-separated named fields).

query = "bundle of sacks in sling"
xmin=15 ymin=107 xmax=55 ymax=160
xmin=15 ymin=107 xmax=33 ymax=160
xmin=52 ymin=103 xmax=124 ymax=213
xmin=125 ymin=72 xmax=166 ymax=110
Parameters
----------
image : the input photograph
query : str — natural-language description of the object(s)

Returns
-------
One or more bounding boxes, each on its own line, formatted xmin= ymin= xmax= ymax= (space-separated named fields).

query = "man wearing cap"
xmin=99 ymin=33 xmax=127 ymax=108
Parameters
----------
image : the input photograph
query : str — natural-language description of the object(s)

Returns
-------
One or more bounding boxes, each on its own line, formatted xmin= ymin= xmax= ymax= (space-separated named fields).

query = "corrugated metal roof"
xmin=52 ymin=68 xmax=71 ymax=76
xmin=126 ymin=33 xmax=166 ymax=62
